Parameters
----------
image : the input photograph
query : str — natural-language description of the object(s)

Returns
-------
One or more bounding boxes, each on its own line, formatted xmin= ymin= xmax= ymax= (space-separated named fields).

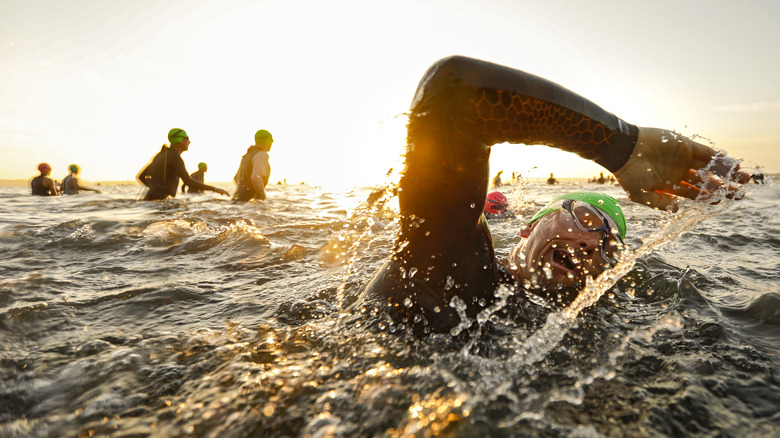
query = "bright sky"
xmin=2 ymin=0 xmax=778 ymax=189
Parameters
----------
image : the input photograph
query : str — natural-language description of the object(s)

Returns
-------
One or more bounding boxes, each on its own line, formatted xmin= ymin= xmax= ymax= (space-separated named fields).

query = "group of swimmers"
xmin=31 ymin=128 xmax=275 ymax=202
xmin=30 ymin=163 xmax=102 ymax=196
xmin=135 ymin=127 xmax=274 ymax=201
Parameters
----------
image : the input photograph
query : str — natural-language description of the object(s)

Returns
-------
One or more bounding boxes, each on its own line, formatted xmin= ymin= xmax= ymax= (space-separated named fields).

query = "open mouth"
xmin=552 ymin=248 xmax=578 ymax=271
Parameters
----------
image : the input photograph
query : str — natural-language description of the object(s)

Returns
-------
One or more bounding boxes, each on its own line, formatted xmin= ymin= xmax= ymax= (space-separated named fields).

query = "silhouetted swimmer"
xmin=233 ymin=130 xmax=273 ymax=201
xmin=62 ymin=164 xmax=101 ymax=194
xmin=31 ymin=163 xmax=58 ymax=196
xmin=358 ymin=56 xmax=750 ymax=336
xmin=182 ymin=162 xmax=208 ymax=194
xmin=137 ymin=129 xmax=230 ymax=201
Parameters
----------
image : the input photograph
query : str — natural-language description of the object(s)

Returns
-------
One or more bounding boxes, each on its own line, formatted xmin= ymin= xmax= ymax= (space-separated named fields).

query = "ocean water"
xmin=0 ymin=179 xmax=777 ymax=437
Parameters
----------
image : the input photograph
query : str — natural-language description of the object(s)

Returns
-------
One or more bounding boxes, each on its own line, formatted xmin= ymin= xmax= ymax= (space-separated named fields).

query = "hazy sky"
xmin=2 ymin=0 xmax=778 ymax=188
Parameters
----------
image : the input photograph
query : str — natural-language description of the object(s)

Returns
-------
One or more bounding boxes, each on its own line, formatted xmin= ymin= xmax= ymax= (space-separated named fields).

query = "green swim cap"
xmin=198 ymin=162 xmax=207 ymax=170
xmin=528 ymin=191 xmax=627 ymax=240
xmin=69 ymin=164 xmax=80 ymax=173
xmin=254 ymin=129 xmax=273 ymax=145
xmin=168 ymin=128 xmax=188 ymax=144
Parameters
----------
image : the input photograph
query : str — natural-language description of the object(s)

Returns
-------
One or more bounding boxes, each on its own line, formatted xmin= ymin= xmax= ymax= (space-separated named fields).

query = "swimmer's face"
xmin=505 ymin=209 xmax=620 ymax=304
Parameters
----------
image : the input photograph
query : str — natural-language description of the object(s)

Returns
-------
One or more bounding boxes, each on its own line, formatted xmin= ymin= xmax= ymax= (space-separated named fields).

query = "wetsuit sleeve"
xmin=137 ymin=162 xmax=153 ymax=187
xmin=401 ymin=56 xmax=637 ymax=236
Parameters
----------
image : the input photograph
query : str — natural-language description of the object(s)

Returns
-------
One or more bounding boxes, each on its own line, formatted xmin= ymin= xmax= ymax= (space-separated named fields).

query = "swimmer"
xmin=182 ymin=162 xmax=208 ymax=194
xmin=233 ymin=129 xmax=273 ymax=202
xmin=137 ymin=129 xmax=230 ymax=201
xmin=360 ymin=56 xmax=750 ymax=335
xmin=484 ymin=191 xmax=514 ymax=219
xmin=546 ymin=173 xmax=558 ymax=185
xmin=492 ymin=170 xmax=504 ymax=187
xmin=30 ymin=163 xmax=59 ymax=196
xmin=61 ymin=164 xmax=101 ymax=195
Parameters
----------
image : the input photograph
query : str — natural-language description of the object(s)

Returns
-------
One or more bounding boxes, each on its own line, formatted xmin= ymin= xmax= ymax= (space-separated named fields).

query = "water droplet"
xmin=597 ymin=199 xmax=604 ymax=205
xmin=661 ymin=135 xmax=669 ymax=143
xmin=470 ymin=203 xmax=476 ymax=209
xmin=409 ymin=267 xmax=418 ymax=277
xmin=403 ymin=298 xmax=413 ymax=307
xmin=445 ymin=276 xmax=455 ymax=290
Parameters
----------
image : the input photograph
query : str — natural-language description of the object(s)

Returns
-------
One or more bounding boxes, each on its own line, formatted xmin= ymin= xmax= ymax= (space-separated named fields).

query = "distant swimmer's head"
xmin=254 ymin=129 xmax=273 ymax=148
xmin=484 ymin=191 xmax=508 ymax=215
xmin=37 ymin=162 xmax=51 ymax=174
xmin=69 ymin=164 xmax=80 ymax=174
xmin=505 ymin=192 xmax=626 ymax=304
xmin=168 ymin=128 xmax=189 ymax=145
xmin=198 ymin=162 xmax=208 ymax=171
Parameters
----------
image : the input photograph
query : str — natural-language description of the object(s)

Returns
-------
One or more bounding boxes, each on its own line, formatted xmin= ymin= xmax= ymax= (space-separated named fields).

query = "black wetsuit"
xmin=183 ymin=169 xmax=206 ymax=194
xmin=361 ymin=56 xmax=638 ymax=335
xmin=138 ymin=146 xmax=214 ymax=201
xmin=62 ymin=174 xmax=82 ymax=195
xmin=31 ymin=176 xmax=57 ymax=196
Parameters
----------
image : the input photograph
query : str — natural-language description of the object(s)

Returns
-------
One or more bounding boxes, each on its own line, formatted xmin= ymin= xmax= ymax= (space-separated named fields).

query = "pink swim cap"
xmin=484 ymin=191 xmax=508 ymax=215
xmin=37 ymin=163 xmax=51 ymax=173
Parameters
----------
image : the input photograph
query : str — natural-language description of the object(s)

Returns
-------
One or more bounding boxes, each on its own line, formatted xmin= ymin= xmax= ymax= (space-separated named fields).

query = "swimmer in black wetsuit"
xmin=359 ymin=56 xmax=750 ymax=335
xmin=182 ymin=162 xmax=208 ymax=194
xmin=137 ymin=129 xmax=230 ymax=201
xmin=30 ymin=163 xmax=59 ymax=196
xmin=62 ymin=164 xmax=101 ymax=195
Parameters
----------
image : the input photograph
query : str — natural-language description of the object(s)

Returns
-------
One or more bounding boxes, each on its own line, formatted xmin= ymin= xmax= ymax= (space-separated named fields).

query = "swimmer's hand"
xmin=614 ymin=127 xmax=751 ymax=211
xmin=214 ymin=187 xmax=230 ymax=197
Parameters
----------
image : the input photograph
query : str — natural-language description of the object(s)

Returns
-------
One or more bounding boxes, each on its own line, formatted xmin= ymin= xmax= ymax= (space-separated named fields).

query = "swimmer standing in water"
xmin=31 ymin=163 xmax=59 ymax=196
xmin=61 ymin=164 xmax=101 ymax=195
xmin=182 ymin=162 xmax=209 ymax=194
xmin=360 ymin=56 xmax=749 ymax=335
xmin=137 ymin=129 xmax=230 ymax=201
xmin=233 ymin=130 xmax=274 ymax=202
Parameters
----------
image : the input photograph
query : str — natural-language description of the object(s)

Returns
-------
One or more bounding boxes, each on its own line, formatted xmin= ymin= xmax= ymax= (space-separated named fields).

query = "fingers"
xmin=673 ymin=181 xmax=704 ymax=200
xmin=689 ymin=141 xmax=751 ymax=183
xmin=733 ymin=169 xmax=752 ymax=184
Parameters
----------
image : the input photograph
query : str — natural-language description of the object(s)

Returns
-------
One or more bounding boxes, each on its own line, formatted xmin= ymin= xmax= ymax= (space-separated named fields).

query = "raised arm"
xmin=400 ymin=56 xmax=639 ymax=245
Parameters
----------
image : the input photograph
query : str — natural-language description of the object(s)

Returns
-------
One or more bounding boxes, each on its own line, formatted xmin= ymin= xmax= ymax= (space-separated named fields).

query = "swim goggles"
xmin=555 ymin=198 xmax=624 ymax=267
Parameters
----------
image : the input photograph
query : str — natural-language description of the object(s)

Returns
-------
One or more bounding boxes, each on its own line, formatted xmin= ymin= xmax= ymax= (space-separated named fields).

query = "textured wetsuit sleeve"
xmin=401 ymin=56 xmax=638 ymax=233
